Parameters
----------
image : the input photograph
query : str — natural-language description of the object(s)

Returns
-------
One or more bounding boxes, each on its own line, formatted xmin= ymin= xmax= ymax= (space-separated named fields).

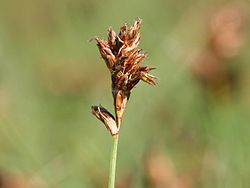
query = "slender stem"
xmin=108 ymin=134 xmax=119 ymax=188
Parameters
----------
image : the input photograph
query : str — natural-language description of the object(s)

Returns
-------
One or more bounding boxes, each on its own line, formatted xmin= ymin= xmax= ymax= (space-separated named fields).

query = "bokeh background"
xmin=0 ymin=0 xmax=250 ymax=187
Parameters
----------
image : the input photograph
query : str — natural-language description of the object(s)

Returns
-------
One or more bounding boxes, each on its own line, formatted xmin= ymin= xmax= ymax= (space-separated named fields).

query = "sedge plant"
xmin=91 ymin=19 xmax=156 ymax=188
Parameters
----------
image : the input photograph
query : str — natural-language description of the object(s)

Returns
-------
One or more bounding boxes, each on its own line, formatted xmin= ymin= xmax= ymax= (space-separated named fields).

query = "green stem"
xmin=108 ymin=134 xmax=119 ymax=188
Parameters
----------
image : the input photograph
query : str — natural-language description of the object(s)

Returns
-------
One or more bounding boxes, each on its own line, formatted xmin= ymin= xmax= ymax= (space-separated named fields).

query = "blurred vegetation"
xmin=0 ymin=0 xmax=250 ymax=187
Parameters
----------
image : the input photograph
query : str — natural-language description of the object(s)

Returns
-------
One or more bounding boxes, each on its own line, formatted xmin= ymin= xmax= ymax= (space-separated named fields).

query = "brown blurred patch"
xmin=208 ymin=4 xmax=247 ymax=58
xmin=90 ymin=170 xmax=133 ymax=188
xmin=189 ymin=4 xmax=248 ymax=98
xmin=0 ymin=173 xmax=47 ymax=188
xmin=115 ymin=173 xmax=133 ymax=188
xmin=190 ymin=50 xmax=232 ymax=96
xmin=144 ymin=149 xmax=197 ymax=188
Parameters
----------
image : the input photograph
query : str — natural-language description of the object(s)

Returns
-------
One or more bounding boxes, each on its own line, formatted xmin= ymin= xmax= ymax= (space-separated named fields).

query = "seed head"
xmin=95 ymin=19 xmax=156 ymax=127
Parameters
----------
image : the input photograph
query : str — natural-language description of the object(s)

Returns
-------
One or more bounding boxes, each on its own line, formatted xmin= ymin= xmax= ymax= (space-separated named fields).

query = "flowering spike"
xmin=92 ymin=19 xmax=156 ymax=134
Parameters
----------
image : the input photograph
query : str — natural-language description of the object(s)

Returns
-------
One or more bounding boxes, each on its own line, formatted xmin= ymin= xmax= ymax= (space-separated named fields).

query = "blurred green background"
xmin=0 ymin=0 xmax=250 ymax=187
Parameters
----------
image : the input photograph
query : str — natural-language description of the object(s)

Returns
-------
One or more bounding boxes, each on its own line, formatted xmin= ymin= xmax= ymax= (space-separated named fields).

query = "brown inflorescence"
xmin=92 ymin=19 xmax=156 ymax=135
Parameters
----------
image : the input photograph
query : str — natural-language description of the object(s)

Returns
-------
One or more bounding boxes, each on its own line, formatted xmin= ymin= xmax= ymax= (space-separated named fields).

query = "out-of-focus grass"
xmin=0 ymin=0 xmax=249 ymax=187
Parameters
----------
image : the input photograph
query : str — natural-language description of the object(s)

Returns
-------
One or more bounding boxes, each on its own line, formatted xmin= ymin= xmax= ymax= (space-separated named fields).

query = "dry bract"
xmin=91 ymin=105 xmax=118 ymax=136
